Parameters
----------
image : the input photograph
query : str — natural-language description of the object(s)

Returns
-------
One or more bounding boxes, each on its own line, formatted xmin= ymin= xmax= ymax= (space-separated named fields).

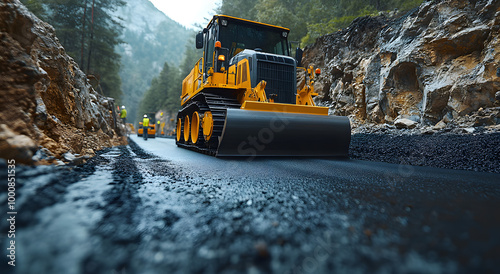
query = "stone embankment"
xmin=303 ymin=0 xmax=500 ymax=172
xmin=303 ymin=0 xmax=500 ymax=133
xmin=0 ymin=0 xmax=126 ymax=165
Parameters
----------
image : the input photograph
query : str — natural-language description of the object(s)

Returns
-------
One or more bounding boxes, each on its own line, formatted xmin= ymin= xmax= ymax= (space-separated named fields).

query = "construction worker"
xmin=143 ymin=114 xmax=150 ymax=141
xmin=120 ymin=106 xmax=127 ymax=124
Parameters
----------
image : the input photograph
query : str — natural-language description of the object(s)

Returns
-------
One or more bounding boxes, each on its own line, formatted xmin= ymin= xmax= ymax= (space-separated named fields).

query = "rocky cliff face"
xmin=0 ymin=0 xmax=126 ymax=164
xmin=303 ymin=0 xmax=500 ymax=133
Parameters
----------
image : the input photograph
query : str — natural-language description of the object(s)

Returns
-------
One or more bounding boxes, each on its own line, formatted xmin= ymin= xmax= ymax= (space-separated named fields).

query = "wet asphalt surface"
xmin=1 ymin=135 xmax=500 ymax=274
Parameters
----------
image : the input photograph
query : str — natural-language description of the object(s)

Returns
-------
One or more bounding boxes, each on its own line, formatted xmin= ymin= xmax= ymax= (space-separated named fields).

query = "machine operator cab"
xmin=198 ymin=16 xmax=291 ymax=59
xmin=196 ymin=15 xmax=302 ymax=104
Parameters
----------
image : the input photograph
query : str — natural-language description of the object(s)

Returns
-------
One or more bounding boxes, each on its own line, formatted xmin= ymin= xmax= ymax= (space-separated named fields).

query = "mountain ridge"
xmin=115 ymin=0 xmax=195 ymax=123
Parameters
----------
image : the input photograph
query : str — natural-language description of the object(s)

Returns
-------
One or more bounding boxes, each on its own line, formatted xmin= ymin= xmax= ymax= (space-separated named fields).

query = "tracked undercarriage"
xmin=176 ymin=91 xmax=240 ymax=155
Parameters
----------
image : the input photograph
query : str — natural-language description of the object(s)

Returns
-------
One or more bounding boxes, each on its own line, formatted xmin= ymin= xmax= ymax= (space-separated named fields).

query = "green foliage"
xmin=20 ymin=0 xmax=48 ymax=19
xmin=302 ymin=6 xmax=379 ymax=45
xmin=217 ymin=0 xmax=259 ymax=20
xmin=397 ymin=0 xmax=427 ymax=11
xmin=254 ymin=0 xmax=307 ymax=42
xmin=136 ymin=39 xmax=203 ymax=122
xmin=117 ymin=19 xmax=194 ymax=123
xmin=179 ymin=38 xmax=203 ymax=79
xmin=217 ymin=0 xmax=425 ymax=46
xmin=113 ymin=0 xmax=197 ymax=123
xmin=136 ymin=62 xmax=180 ymax=121
xmin=84 ymin=0 xmax=125 ymax=100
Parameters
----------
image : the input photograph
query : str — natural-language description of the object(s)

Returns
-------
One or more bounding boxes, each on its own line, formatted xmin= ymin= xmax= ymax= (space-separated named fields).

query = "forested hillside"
xmin=136 ymin=40 xmax=201 ymax=123
xmin=21 ymin=0 xmax=125 ymax=99
xmin=115 ymin=0 xmax=194 ymax=123
xmin=217 ymin=0 xmax=425 ymax=44
xmin=20 ymin=0 xmax=195 ymax=124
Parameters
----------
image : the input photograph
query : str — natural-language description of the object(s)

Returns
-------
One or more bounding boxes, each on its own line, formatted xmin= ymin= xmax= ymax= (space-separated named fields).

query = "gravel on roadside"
xmin=349 ymin=133 xmax=500 ymax=173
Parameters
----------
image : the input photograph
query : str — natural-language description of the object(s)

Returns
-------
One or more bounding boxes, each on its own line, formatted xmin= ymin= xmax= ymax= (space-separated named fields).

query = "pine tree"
xmin=137 ymin=62 xmax=182 ymax=121
xmin=20 ymin=0 xmax=48 ymax=19
xmin=21 ymin=0 xmax=125 ymax=99
xmin=83 ymin=0 xmax=125 ymax=99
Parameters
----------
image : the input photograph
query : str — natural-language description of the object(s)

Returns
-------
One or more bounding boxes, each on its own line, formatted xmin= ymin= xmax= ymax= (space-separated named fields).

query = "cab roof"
xmin=207 ymin=15 xmax=290 ymax=33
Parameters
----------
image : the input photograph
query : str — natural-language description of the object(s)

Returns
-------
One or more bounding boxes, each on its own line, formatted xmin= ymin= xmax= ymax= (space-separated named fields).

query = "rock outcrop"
xmin=303 ymin=0 xmax=500 ymax=132
xmin=0 ymin=0 xmax=126 ymax=164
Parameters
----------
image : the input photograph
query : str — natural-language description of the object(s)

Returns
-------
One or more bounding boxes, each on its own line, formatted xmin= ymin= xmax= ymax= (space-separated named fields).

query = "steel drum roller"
xmin=217 ymin=109 xmax=351 ymax=157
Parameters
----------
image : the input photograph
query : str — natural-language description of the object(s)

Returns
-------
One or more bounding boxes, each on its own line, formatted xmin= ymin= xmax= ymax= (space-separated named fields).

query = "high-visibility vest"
xmin=143 ymin=118 xmax=149 ymax=127
xmin=120 ymin=109 xmax=127 ymax=118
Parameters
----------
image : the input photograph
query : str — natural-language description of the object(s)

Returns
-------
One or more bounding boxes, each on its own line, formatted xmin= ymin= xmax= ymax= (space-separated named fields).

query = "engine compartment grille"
xmin=256 ymin=60 xmax=296 ymax=104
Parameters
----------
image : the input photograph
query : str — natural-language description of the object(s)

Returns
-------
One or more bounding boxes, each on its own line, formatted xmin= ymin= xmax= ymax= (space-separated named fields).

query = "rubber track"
xmin=176 ymin=92 xmax=241 ymax=156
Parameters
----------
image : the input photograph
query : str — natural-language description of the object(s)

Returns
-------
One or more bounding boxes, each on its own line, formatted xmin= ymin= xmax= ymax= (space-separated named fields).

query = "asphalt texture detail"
xmin=0 ymin=136 xmax=499 ymax=274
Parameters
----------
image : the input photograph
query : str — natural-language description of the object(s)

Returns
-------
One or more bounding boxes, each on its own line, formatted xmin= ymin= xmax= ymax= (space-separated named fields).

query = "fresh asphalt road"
xmin=133 ymin=135 xmax=498 ymax=187
xmin=132 ymin=135 xmax=500 ymax=272
xmin=4 ymin=135 xmax=500 ymax=274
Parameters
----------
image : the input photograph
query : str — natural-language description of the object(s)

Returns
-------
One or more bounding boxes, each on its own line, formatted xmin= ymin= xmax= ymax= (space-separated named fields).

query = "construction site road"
xmin=2 ymin=135 xmax=499 ymax=274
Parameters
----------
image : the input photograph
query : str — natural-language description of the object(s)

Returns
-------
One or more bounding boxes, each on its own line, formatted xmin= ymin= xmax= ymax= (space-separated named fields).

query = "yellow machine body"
xmin=137 ymin=123 xmax=156 ymax=137
xmin=176 ymin=15 xmax=350 ymax=156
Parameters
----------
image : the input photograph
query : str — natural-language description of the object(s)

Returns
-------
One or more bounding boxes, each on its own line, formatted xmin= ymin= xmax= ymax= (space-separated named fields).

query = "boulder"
xmin=394 ymin=118 xmax=418 ymax=129
xmin=433 ymin=120 xmax=447 ymax=130
xmin=0 ymin=124 xmax=37 ymax=164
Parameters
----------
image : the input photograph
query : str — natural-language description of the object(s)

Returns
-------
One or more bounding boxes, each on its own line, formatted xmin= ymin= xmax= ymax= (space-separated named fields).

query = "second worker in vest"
xmin=143 ymin=114 xmax=150 ymax=141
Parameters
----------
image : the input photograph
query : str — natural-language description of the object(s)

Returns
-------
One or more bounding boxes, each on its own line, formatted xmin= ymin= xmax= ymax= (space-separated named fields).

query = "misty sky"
xmin=149 ymin=0 xmax=222 ymax=29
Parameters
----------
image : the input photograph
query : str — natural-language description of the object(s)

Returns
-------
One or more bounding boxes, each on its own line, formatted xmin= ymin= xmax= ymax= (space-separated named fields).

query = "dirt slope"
xmin=0 ymin=0 xmax=126 ymax=164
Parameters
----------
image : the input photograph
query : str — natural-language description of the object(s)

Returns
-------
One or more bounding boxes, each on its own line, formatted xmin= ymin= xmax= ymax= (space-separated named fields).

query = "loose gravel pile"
xmin=349 ymin=133 xmax=500 ymax=173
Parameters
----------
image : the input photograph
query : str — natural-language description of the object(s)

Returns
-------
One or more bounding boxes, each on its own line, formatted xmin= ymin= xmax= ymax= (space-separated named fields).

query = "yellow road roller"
xmin=176 ymin=15 xmax=350 ymax=156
